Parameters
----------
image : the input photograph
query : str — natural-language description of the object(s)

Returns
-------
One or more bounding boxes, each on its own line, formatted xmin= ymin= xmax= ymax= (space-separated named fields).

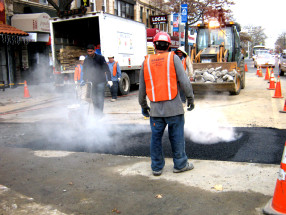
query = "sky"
xmin=230 ymin=0 xmax=286 ymax=49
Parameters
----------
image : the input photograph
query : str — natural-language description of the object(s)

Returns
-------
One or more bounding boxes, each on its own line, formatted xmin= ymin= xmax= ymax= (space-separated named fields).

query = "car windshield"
xmin=256 ymin=50 xmax=269 ymax=55
xmin=258 ymin=53 xmax=272 ymax=59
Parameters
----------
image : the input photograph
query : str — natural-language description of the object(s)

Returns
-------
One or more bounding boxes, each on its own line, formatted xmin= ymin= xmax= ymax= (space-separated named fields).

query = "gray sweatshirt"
xmin=139 ymin=53 xmax=194 ymax=117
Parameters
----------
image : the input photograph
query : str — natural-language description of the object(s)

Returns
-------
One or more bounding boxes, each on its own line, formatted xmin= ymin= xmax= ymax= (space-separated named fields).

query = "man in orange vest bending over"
xmin=139 ymin=32 xmax=195 ymax=176
xmin=107 ymin=55 xmax=121 ymax=102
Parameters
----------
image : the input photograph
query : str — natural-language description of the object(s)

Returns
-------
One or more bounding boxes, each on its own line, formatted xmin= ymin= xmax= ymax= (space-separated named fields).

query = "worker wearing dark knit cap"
xmin=82 ymin=44 xmax=112 ymax=117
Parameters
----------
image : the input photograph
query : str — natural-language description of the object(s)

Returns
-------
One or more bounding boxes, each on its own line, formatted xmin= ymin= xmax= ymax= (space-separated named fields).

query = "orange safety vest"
xmin=143 ymin=52 xmax=178 ymax=102
xmin=182 ymin=58 xmax=187 ymax=71
xmin=74 ymin=64 xmax=82 ymax=81
xmin=107 ymin=61 xmax=118 ymax=76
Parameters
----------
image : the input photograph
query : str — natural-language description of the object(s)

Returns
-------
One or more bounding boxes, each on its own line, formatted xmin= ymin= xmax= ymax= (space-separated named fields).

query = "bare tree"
xmin=240 ymin=32 xmax=251 ymax=57
xmin=244 ymin=25 xmax=267 ymax=46
xmin=164 ymin=0 xmax=235 ymax=53
xmin=165 ymin=0 xmax=235 ymax=25
xmin=275 ymin=32 xmax=286 ymax=53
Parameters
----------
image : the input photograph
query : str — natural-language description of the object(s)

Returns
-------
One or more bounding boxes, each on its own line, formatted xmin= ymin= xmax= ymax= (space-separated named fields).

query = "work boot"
xmin=152 ymin=169 xmax=163 ymax=176
xmin=173 ymin=162 xmax=194 ymax=173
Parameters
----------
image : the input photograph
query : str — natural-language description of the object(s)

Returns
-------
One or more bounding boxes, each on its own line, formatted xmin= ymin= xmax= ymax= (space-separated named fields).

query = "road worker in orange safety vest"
xmin=138 ymin=32 xmax=195 ymax=176
xmin=175 ymin=47 xmax=194 ymax=105
xmin=107 ymin=55 xmax=121 ymax=102
xmin=74 ymin=55 xmax=85 ymax=84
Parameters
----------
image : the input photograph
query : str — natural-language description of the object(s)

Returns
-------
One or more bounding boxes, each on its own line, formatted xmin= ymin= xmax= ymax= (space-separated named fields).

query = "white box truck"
xmin=50 ymin=12 xmax=147 ymax=95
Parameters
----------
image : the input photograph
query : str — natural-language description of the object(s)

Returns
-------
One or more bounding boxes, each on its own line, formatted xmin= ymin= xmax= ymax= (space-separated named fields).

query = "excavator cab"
xmin=194 ymin=21 xmax=242 ymax=64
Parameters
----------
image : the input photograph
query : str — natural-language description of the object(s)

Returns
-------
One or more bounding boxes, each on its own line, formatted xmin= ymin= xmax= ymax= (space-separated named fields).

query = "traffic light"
xmin=81 ymin=0 xmax=90 ymax=7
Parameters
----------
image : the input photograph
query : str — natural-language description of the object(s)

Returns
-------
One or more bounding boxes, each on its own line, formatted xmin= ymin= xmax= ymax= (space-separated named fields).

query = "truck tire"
xmin=279 ymin=66 xmax=285 ymax=76
xmin=119 ymin=72 xmax=130 ymax=95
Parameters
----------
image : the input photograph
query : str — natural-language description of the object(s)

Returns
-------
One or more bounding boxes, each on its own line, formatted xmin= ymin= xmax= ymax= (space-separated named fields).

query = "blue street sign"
xmin=181 ymin=4 xmax=188 ymax=23
xmin=173 ymin=13 xmax=179 ymax=32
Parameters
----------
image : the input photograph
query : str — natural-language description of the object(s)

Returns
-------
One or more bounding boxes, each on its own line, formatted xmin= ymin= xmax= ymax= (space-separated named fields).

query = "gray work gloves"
xmin=141 ymin=106 xmax=150 ymax=117
xmin=187 ymin=97 xmax=195 ymax=111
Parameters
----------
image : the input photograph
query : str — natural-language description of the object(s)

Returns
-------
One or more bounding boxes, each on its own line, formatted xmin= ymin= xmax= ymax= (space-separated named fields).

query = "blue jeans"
xmin=150 ymin=114 xmax=188 ymax=171
xmin=110 ymin=81 xmax=119 ymax=99
xmin=91 ymin=82 xmax=105 ymax=116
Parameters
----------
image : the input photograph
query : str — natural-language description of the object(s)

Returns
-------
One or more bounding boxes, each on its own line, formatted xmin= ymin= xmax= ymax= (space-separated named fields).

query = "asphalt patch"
xmin=1 ymin=123 xmax=285 ymax=164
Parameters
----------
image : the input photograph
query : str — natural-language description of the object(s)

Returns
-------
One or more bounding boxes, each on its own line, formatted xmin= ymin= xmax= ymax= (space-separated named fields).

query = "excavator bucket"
xmin=191 ymin=62 xmax=242 ymax=95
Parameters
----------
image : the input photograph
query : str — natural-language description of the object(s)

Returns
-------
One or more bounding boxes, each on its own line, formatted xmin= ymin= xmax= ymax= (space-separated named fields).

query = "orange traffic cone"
xmin=256 ymin=66 xmax=260 ymax=76
xmin=273 ymin=76 xmax=283 ymax=98
xmin=267 ymin=72 xmax=276 ymax=90
xmin=280 ymin=100 xmax=286 ymax=113
xmin=264 ymin=67 xmax=270 ymax=80
xmin=23 ymin=80 xmax=31 ymax=98
xmin=263 ymin=142 xmax=286 ymax=214
xmin=244 ymin=63 xmax=248 ymax=72
xmin=258 ymin=67 xmax=263 ymax=77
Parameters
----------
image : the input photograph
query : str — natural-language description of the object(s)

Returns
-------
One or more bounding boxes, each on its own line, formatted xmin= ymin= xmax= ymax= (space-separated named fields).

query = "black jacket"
xmin=82 ymin=54 xmax=111 ymax=84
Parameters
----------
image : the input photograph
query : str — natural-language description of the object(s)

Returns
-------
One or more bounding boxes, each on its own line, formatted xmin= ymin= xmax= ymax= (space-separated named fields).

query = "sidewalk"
xmin=0 ymin=83 xmax=65 ymax=114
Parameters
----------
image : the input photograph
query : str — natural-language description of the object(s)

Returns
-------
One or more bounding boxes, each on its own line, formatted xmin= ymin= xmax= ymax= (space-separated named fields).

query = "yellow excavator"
xmin=189 ymin=20 xmax=245 ymax=95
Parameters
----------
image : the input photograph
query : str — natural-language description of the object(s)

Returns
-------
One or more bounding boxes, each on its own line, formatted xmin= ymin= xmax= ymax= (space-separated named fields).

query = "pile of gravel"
xmin=194 ymin=66 xmax=237 ymax=83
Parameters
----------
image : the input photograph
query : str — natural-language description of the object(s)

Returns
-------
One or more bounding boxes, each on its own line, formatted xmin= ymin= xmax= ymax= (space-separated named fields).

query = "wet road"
xmin=1 ymin=123 xmax=285 ymax=165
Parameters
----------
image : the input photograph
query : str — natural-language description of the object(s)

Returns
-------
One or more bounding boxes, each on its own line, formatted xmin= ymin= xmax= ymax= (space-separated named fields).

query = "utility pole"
xmin=184 ymin=22 xmax=189 ymax=54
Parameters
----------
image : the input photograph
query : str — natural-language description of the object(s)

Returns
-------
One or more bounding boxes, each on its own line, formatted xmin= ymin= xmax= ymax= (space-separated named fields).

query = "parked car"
xmin=254 ymin=53 xmax=275 ymax=68
xmin=278 ymin=51 xmax=286 ymax=76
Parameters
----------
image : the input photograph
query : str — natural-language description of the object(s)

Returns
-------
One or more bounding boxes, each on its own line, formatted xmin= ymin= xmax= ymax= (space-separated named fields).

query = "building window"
xmin=146 ymin=9 xmax=149 ymax=27
xmin=114 ymin=0 xmax=134 ymax=20
xmin=114 ymin=0 xmax=118 ymax=15
xmin=140 ymin=7 xmax=143 ymax=23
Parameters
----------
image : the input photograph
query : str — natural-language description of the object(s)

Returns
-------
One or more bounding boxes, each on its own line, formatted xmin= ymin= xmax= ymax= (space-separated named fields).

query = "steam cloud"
xmin=184 ymin=108 xmax=241 ymax=144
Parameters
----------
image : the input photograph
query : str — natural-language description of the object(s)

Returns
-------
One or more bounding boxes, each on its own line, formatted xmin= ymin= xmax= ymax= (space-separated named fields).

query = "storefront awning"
xmin=11 ymin=13 xmax=50 ymax=33
xmin=0 ymin=23 xmax=28 ymax=36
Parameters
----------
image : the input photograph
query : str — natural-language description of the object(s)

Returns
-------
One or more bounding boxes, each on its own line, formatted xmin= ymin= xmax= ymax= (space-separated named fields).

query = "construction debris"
xmin=56 ymin=46 xmax=86 ymax=71
xmin=194 ymin=67 xmax=237 ymax=83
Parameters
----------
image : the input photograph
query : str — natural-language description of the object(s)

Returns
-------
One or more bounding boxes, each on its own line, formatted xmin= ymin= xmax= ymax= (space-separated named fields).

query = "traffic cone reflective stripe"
xmin=280 ymin=100 xmax=286 ymax=113
xmin=272 ymin=142 xmax=286 ymax=213
xmin=263 ymin=142 xmax=286 ymax=214
xmin=23 ymin=80 xmax=31 ymax=98
xmin=264 ymin=67 xmax=270 ymax=80
xmin=267 ymin=72 xmax=276 ymax=90
xmin=273 ymin=76 xmax=283 ymax=98
xmin=244 ymin=63 xmax=248 ymax=72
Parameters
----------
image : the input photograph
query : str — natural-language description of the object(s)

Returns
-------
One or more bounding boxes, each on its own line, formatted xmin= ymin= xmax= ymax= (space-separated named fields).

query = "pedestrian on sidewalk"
xmin=175 ymin=47 xmax=194 ymax=106
xmin=107 ymin=55 xmax=121 ymax=102
xmin=82 ymin=44 xmax=112 ymax=117
xmin=139 ymin=32 xmax=195 ymax=176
